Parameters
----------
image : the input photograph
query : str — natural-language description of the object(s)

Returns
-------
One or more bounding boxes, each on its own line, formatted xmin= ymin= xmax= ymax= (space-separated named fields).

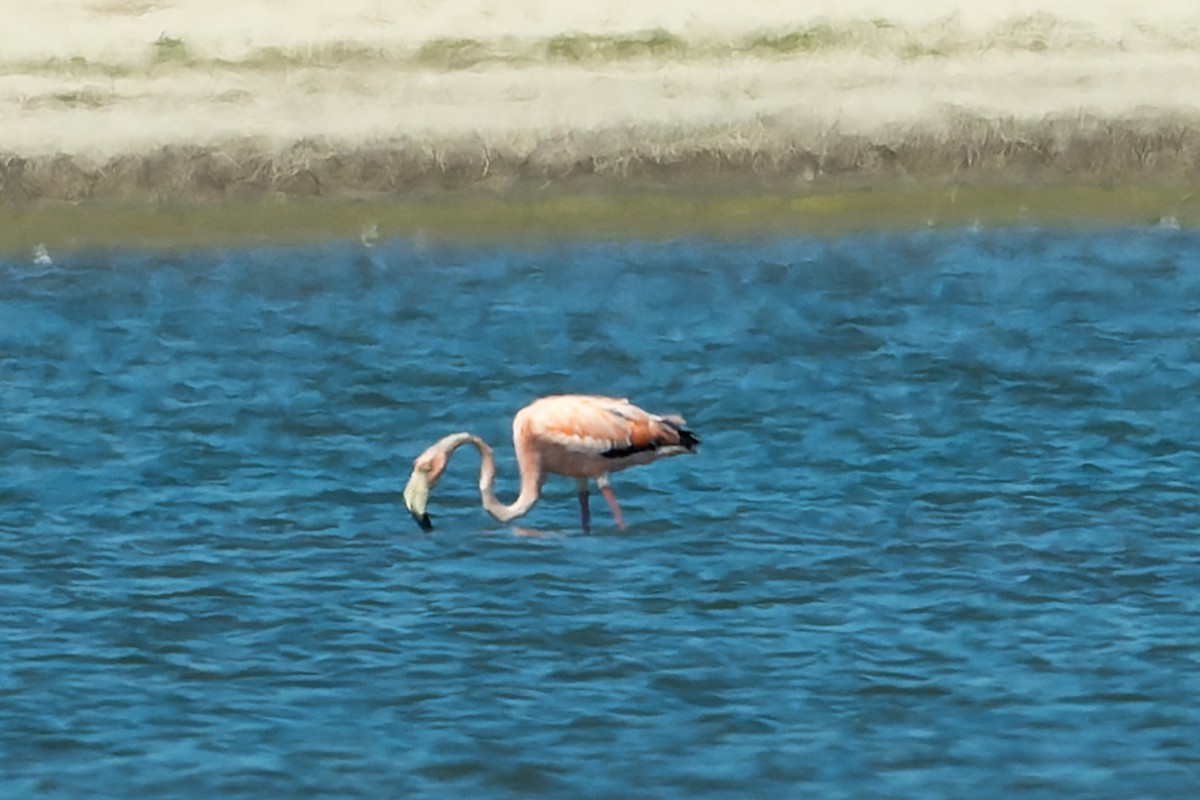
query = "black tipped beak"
xmin=403 ymin=470 xmax=433 ymax=532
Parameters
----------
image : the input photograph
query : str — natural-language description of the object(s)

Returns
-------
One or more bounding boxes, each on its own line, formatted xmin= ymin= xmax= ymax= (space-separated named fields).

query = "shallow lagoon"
xmin=2 ymin=227 xmax=1198 ymax=797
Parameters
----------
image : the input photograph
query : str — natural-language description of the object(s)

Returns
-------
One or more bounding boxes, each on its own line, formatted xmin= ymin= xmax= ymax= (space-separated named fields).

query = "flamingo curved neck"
xmin=440 ymin=432 xmax=542 ymax=523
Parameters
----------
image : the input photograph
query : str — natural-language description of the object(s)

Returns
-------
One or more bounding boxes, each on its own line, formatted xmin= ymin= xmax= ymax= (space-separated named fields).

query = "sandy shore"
xmin=4 ymin=1 xmax=1200 ymax=204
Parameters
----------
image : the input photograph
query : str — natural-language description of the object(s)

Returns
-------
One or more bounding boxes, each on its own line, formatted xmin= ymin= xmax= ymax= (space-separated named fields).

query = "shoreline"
xmin=5 ymin=1 xmax=1200 ymax=249
xmin=4 ymin=183 xmax=1196 ymax=257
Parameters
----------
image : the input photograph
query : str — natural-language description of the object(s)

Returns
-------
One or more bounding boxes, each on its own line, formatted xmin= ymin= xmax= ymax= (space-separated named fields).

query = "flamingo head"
xmin=402 ymin=443 xmax=450 ymax=531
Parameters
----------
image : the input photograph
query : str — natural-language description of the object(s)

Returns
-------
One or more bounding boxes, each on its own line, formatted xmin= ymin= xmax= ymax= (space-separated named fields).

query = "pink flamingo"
xmin=402 ymin=394 xmax=699 ymax=533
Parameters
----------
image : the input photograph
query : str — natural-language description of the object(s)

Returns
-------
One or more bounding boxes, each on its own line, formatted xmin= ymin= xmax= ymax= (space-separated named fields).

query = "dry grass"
xmin=5 ymin=112 xmax=1200 ymax=204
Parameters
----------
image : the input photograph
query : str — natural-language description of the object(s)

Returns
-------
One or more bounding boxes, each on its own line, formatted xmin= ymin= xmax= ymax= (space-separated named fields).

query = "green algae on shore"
xmin=3 ymin=184 xmax=1196 ymax=256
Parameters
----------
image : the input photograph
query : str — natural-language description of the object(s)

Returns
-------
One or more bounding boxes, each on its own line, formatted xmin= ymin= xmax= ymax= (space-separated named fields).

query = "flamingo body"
xmin=517 ymin=395 xmax=697 ymax=477
xmin=403 ymin=394 xmax=698 ymax=532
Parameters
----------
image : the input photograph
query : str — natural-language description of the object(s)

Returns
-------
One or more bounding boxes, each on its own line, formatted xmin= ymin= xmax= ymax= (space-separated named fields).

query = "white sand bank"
xmin=3 ymin=1 xmax=1200 ymax=200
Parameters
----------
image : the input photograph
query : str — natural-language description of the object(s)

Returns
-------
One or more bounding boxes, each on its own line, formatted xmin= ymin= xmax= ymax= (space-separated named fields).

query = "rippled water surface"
xmin=3 ymin=228 xmax=1199 ymax=798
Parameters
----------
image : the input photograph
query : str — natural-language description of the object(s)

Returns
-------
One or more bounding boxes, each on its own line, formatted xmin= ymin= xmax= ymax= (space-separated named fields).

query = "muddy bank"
xmin=4 ymin=112 xmax=1199 ymax=205
xmin=5 ymin=182 xmax=1198 ymax=259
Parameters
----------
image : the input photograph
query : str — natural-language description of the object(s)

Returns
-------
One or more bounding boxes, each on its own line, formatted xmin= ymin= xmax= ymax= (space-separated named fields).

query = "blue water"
xmin=3 ymin=228 xmax=1199 ymax=798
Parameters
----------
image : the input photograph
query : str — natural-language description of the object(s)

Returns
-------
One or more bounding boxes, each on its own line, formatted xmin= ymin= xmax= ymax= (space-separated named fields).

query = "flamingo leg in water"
xmin=576 ymin=478 xmax=591 ymax=534
xmin=597 ymin=475 xmax=626 ymax=530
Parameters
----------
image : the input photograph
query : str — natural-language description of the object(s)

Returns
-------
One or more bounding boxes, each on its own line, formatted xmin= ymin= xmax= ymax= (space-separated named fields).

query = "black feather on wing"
xmin=601 ymin=418 xmax=699 ymax=459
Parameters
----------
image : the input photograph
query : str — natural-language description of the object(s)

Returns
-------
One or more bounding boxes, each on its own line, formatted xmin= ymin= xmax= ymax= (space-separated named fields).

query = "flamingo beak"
xmin=403 ymin=470 xmax=434 ymax=531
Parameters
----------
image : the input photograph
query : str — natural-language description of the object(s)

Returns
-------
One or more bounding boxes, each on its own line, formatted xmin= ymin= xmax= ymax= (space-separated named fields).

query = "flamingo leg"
xmin=576 ymin=477 xmax=591 ymax=534
xmin=597 ymin=474 xmax=626 ymax=530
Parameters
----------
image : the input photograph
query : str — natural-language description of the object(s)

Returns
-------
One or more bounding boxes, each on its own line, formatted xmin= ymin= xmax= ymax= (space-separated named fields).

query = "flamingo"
xmin=402 ymin=394 xmax=699 ymax=533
